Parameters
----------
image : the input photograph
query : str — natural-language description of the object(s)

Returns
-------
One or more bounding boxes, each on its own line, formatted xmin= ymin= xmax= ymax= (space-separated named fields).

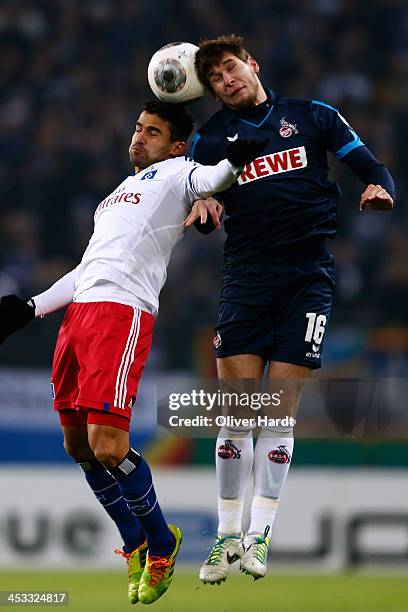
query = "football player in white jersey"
xmin=0 ymin=100 xmax=265 ymax=605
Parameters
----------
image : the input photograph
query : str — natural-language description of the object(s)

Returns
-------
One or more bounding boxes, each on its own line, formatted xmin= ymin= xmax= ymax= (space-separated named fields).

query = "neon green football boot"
xmin=240 ymin=525 xmax=270 ymax=580
xmin=138 ymin=524 xmax=182 ymax=604
xmin=199 ymin=535 xmax=244 ymax=584
xmin=115 ymin=540 xmax=148 ymax=604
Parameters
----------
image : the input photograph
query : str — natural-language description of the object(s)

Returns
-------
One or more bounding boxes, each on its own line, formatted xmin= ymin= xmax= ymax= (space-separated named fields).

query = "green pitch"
xmin=0 ymin=570 xmax=407 ymax=611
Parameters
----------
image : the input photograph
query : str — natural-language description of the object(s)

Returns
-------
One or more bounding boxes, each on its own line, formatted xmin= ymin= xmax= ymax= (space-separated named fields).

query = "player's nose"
xmin=134 ymin=133 xmax=146 ymax=145
xmin=132 ymin=135 xmax=146 ymax=146
xmin=223 ymin=73 xmax=235 ymax=86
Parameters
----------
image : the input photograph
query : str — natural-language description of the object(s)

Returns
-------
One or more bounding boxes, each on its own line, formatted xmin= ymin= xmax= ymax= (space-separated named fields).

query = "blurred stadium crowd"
xmin=0 ymin=0 xmax=407 ymax=370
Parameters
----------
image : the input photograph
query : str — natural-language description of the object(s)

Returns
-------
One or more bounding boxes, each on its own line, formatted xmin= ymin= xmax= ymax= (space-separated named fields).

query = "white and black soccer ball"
xmin=147 ymin=42 xmax=205 ymax=104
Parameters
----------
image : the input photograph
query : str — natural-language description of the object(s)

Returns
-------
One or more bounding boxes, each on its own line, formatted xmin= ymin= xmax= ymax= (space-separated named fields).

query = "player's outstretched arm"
xmin=225 ymin=139 xmax=268 ymax=168
xmin=0 ymin=267 xmax=78 ymax=344
xmin=187 ymin=139 xmax=267 ymax=199
xmin=341 ymin=146 xmax=395 ymax=212
xmin=31 ymin=267 xmax=78 ymax=317
xmin=184 ymin=140 xmax=268 ymax=230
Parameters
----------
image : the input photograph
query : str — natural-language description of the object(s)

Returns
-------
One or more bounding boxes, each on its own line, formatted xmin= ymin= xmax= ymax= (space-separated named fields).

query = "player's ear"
xmin=248 ymin=56 xmax=260 ymax=74
xmin=170 ymin=141 xmax=187 ymax=156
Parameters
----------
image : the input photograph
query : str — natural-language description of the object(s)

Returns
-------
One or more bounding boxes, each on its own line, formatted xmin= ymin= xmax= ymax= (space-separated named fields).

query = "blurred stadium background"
xmin=0 ymin=1 xmax=407 ymax=610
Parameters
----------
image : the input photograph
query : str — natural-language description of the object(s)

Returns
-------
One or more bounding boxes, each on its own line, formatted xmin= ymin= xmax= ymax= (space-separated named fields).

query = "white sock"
xmin=216 ymin=426 xmax=253 ymax=535
xmin=247 ymin=496 xmax=278 ymax=536
xmin=248 ymin=428 xmax=294 ymax=535
xmin=218 ymin=498 xmax=244 ymax=536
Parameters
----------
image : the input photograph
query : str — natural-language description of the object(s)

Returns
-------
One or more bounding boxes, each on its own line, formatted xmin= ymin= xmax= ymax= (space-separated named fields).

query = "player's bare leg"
xmin=200 ymin=354 xmax=264 ymax=585
xmin=62 ymin=423 xmax=147 ymax=603
xmin=62 ymin=425 xmax=95 ymax=461
xmin=88 ymin=424 xmax=181 ymax=605
xmin=217 ymin=353 xmax=265 ymax=379
xmin=87 ymin=423 xmax=129 ymax=469
xmin=241 ymin=361 xmax=311 ymax=579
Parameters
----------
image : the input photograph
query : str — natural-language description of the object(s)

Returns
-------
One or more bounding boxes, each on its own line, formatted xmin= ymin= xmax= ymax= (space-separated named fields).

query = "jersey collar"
xmin=221 ymin=87 xmax=277 ymax=128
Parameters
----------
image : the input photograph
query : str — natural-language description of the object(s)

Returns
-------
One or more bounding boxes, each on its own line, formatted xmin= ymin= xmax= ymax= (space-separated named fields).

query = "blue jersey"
xmin=190 ymin=89 xmax=365 ymax=263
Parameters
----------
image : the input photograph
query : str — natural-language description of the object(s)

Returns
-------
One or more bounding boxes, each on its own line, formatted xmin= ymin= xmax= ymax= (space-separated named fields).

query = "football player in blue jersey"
xmin=183 ymin=34 xmax=395 ymax=584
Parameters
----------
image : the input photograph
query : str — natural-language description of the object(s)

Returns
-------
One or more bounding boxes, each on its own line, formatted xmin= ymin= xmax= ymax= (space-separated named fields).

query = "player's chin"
xmin=130 ymin=153 xmax=149 ymax=169
xmin=228 ymin=89 xmax=256 ymax=109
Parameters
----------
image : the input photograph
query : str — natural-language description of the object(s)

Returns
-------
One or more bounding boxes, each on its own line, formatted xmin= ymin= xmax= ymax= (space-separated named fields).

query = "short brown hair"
xmin=195 ymin=34 xmax=250 ymax=92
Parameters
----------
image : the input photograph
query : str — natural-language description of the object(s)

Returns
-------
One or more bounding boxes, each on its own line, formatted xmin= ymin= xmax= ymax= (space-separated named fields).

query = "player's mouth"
xmin=230 ymin=85 xmax=246 ymax=97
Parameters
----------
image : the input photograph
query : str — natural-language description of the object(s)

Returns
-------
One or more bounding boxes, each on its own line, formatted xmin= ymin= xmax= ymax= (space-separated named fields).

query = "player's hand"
xmin=0 ymin=295 xmax=35 ymax=344
xmin=183 ymin=197 xmax=224 ymax=230
xmin=360 ymin=184 xmax=394 ymax=211
xmin=226 ymin=138 xmax=268 ymax=167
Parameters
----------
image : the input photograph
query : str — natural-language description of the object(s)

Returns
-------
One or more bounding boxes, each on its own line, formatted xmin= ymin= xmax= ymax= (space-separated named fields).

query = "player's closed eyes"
xmin=210 ymin=68 xmax=236 ymax=84
xmin=135 ymin=126 xmax=160 ymax=136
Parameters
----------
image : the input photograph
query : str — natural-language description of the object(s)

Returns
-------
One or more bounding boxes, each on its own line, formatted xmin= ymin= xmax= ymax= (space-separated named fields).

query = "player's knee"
xmin=91 ymin=442 xmax=125 ymax=469
xmin=87 ymin=424 xmax=130 ymax=469
xmin=63 ymin=438 xmax=94 ymax=462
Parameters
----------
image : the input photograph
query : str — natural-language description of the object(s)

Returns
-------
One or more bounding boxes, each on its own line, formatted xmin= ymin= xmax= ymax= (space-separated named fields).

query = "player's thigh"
xmin=268 ymin=360 xmax=311 ymax=379
xmin=216 ymin=355 xmax=265 ymax=421
xmin=216 ymin=353 xmax=265 ymax=378
xmin=266 ymin=360 xmax=311 ymax=419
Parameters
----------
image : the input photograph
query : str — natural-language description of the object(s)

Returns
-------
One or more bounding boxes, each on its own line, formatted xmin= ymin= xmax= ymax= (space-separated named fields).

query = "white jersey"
xmin=72 ymin=156 xmax=238 ymax=316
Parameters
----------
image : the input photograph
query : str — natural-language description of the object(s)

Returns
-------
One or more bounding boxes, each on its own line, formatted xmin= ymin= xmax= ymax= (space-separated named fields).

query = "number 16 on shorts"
xmin=304 ymin=312 xmax=327 ymax=357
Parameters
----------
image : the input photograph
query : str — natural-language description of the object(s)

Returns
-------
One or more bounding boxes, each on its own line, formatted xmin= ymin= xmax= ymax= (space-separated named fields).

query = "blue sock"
xmin=78 ymin=459 xmax=145 ymax=554
xmin=109 ymin=449 xmax=174 ymax=557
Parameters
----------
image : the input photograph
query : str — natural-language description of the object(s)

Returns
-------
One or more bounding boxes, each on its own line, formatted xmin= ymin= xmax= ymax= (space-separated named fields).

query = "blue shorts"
xmin=214 ymin=251 xmax=335 ymax=369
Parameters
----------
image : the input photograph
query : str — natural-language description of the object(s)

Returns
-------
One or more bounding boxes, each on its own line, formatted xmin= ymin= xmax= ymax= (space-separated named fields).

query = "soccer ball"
xmin=147 ymin=42 xmax=205 ymax=104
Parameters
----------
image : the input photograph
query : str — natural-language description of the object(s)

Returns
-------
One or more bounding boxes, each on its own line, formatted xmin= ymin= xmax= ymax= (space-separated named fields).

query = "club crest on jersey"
xmin=268 ymin=445 xmax=291 ymax=464
xmin=213 ymin=332 xmax=222 ymax=349
xmin=279 ymin=117 xmax=299 ymax=138
xmin=141 ymin=170 xmax=157 ymax=180
xmin=218 ymin=439 xmax=241 ymax=459
xmin=238 ymin=146 xmax=307 ymax=185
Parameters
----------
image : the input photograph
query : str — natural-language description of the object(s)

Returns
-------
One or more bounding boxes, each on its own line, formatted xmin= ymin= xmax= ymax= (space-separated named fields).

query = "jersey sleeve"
xmin=32 ymin=266 xmax=78 ymax=317
xmin=186 ymin=160 xmax=240 ymax=204
xmin=341 ymin=145 xmax=396 ymax=201
xmin=312 ymin=100 xmax=364 ymax=160
xmin=169 ymin=159 xmax=240 ymax=207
